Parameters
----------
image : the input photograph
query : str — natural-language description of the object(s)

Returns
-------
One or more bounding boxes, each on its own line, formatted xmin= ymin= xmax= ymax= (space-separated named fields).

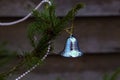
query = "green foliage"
xmin=0 ymin=2 xmax=84 ymax=80
xmin=110 ymin=68 xmax=120 ymax=80
xmin=0 ymin=42 xmax=18 ymax=79
xmin=0 ymin=42 xmax=17 ymax=67
xmin=56 ymin=77 xmax=63 ymax=80
xmin=0 ymin=75 xmax=5 ymax=80
xmin=23 ymin=52 xmax=44 ymax=68
xmin=61 ymin=3 xmax=84 ymax=27
xmin=27 ymin=3 xmax=84 ymax=58
xmin=103 ymin=68 xmax=120 ymax=80
xmin=0 ymin=42 xmax=8 ymax=54
xmin=103 ymin=73 xmax=111 ymax=80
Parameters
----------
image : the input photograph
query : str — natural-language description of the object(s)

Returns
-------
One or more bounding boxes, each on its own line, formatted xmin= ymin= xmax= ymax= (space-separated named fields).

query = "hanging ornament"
xmin=60 ymin=22 xmax=83 ymax=58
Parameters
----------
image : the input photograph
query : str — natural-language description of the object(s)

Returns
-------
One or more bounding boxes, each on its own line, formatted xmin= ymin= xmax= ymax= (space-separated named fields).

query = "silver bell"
xmin=60 ymin=35 xmax=83 ymax=58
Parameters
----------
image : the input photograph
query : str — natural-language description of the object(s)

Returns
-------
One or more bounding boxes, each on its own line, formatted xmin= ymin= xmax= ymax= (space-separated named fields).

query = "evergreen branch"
xmin=0 ymin=2 xmax=84 ymax=80
xmin=33 ymin=10 xmax=50 ymax=24
xmin=103 ymin=73 xmax=111 ymax=80
xmin=0 ymin=0 xmax=84 ymax=79
xmin=110 ymin=68 xmax=120 ymax=80
xmin=103 ymin=68 xmax=120 ymax=80
xmin=53 ymin=3 xmax=84 ymax=35
xmin=0 ymin=60 xmax=24 ymax=79
xmin=28 ymin=3 xmax=85 ymax=58
xmin=61 ymin=3 xmax=84 ymax=26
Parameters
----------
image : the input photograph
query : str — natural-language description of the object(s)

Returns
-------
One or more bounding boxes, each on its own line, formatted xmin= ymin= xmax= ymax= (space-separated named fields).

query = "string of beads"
xmin=15 ymin=44 xmax=51 ymax=80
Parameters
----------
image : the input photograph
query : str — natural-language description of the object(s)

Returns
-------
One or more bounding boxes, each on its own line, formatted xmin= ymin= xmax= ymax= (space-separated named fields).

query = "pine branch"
xmin=0 ymin=2 xmax=84 ymax=79
xmin=60 ymin=3 xmax=84 ymax=27
xmin=110 ymin=68 xmax=120 ymax=80
xmin=103 ymin=68 xmax=120 ymax=80
xmin=28 ymin=3 xmax=84 ymax=58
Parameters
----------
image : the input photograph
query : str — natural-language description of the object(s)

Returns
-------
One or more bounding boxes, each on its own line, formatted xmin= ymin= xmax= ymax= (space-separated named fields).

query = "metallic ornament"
xmin=60 ymin=35 xmax=83 ymax=58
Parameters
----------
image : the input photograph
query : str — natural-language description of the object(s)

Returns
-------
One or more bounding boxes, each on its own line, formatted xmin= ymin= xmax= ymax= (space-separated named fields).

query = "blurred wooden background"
xmin=0 ymin=0 xmax=120 ymax=53
xmin=0 ymin=0 xmax=120 ymax=80
xmin=0 ymin=0 xmax=120 ymax=16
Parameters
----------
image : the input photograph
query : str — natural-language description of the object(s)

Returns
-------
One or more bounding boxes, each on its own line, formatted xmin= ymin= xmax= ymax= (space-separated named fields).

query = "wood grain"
xmin=0 ymin=0 xmax=120 ymax=17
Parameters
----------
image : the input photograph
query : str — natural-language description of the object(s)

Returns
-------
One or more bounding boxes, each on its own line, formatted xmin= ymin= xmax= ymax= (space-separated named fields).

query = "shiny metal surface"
xmin=60 ymin=35 xmax=83 ymax=58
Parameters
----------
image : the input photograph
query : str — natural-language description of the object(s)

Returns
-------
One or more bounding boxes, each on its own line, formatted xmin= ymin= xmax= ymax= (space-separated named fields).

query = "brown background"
xmin=0 ymin=0 xmax=120 ymax=17
xmin=0 ymin=0 xmax=120 ymax=80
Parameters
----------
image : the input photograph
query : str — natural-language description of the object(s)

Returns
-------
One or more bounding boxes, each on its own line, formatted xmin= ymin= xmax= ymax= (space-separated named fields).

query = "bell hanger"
xmin=60 ymin=22 xmax=83 ymax=58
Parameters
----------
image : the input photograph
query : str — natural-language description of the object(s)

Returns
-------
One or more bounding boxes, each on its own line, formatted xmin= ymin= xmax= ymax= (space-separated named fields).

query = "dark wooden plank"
xmin=0 ymin=17 xmax=120 ymax=53
xmin=0 ymin=0 xmax=120 ymax=17
xmin=1 ymin=54 xmax=120 ymax=80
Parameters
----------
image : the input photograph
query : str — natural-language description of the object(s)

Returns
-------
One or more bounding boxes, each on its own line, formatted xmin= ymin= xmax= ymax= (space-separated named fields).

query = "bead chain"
xmin=0 ymin=0 xmax=51 ymax=26
xmin=15 ymin=44 xmax=51 ymax=80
